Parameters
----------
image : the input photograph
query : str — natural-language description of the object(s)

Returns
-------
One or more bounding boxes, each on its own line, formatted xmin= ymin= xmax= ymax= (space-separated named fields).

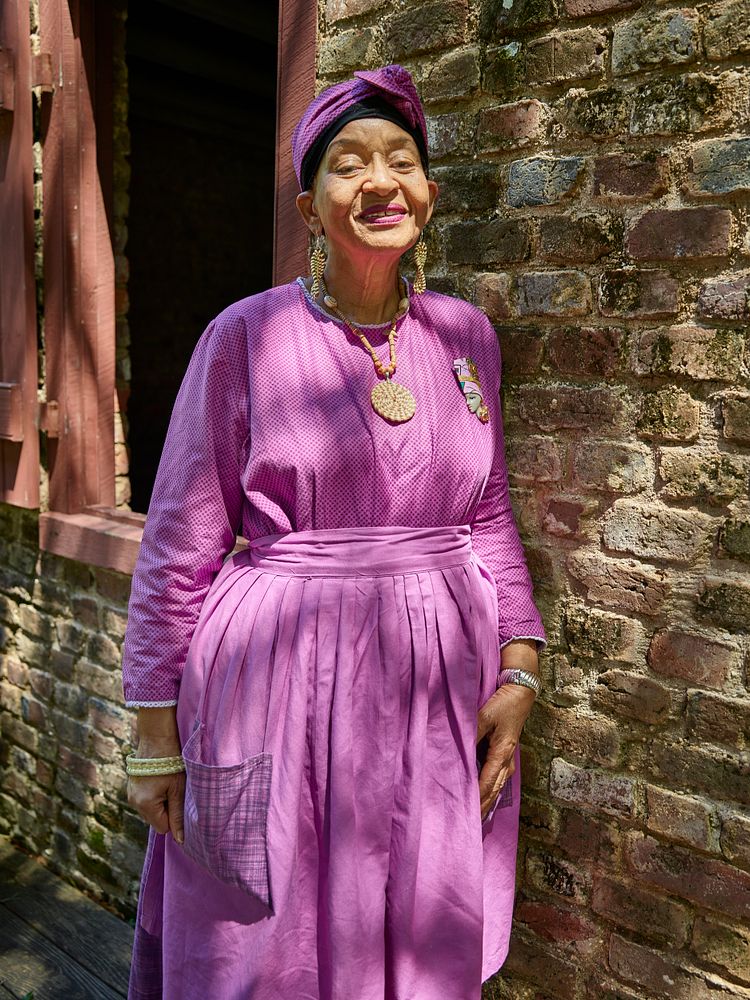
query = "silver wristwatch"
xmin=498 ymin=667 xmax=542 ymax=696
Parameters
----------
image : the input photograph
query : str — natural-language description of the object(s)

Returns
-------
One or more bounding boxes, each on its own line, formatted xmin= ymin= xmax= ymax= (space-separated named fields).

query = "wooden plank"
xmin=0 ymin=841 xmax=131 ymax=996
xmin=39 ymin=510 xmax=143 ymax=575
xmin=0 ymin=903 xmax=125 ymax=999
xmin=41 ymin=0 xmax=115 ymax=514
xmin=272 ymin=0 xmax=317 ymax=287
xmin=0 ymin=383 xmax=23 ymax=442
xmin=0 ymin=0 xmax=40 ymax=507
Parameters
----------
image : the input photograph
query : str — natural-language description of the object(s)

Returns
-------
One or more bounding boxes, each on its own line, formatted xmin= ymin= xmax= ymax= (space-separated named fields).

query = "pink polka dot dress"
xmin=122 ymin=277 xmax=546 ymax=1000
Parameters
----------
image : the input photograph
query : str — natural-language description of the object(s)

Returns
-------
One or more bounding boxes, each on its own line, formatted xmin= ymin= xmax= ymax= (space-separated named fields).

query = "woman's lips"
xmin=359 ymin=204 xmax=408 ymax=225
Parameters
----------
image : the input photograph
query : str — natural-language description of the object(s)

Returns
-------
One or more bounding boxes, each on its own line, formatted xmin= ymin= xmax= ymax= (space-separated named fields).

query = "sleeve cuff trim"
xmin=124 ymin=699 xmax=179 ymax=708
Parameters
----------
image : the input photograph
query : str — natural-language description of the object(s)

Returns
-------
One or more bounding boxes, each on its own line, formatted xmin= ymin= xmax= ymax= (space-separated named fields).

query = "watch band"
xmin=498 ymin=667 xmax=542 ymax=696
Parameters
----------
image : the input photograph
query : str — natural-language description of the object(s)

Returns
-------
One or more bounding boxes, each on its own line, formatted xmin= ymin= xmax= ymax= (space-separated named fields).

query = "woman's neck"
xmin=320 ymin=250 xmax=404 ymax=325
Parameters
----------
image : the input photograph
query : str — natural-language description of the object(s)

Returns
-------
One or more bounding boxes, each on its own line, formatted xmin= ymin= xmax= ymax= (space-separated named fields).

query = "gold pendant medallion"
xmin=371 ymin=379 xmax=416 ymax=423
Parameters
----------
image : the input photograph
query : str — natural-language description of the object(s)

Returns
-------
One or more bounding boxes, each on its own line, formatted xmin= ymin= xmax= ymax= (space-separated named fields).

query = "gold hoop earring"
xmin=413 ymin=236 xmax=427 ymax=295
xmin=310 ymin=234 xmax=327 ymax=299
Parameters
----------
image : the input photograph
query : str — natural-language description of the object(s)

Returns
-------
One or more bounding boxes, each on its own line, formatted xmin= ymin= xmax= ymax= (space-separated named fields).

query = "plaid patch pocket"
xmin=180 ymin=722 xmax=274 ymax=913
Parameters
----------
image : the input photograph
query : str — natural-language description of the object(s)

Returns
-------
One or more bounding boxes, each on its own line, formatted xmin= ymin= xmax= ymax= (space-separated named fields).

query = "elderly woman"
xmin=123 ymin=65 xmax=546 ymax=1000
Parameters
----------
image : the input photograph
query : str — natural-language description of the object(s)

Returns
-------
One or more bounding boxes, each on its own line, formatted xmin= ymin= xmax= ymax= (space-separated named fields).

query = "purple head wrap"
xmin=291 ymin=64 xmax=429 ymax=191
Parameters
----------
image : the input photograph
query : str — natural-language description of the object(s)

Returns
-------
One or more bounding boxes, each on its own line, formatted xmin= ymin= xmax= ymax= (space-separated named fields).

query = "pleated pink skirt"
xmin=128 ymin=525 xmax=522 ymax=1000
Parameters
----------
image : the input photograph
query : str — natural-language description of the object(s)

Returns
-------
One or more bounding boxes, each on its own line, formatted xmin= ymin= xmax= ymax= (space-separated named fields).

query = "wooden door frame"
xmin=40 ymin=0 xmax=317 ymax=572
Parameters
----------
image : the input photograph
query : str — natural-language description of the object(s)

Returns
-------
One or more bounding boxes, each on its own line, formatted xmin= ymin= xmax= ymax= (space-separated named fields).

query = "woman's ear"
xmin=424 ymin=178 xmax=439 ymax=226
xmin=295 ymin=190 xmax=321 ymax=235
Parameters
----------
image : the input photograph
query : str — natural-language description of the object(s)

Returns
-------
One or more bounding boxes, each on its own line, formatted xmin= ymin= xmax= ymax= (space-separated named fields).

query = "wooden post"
xmin=40 ymin=0 xmax=115 ymax=513
xmin=0 ymin=0 xmax=39 ymax=507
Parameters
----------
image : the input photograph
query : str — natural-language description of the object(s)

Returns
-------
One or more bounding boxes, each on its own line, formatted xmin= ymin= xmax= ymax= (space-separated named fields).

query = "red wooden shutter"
xmin=40 ymin=0 xmax=115 ymax=514
xmin=0 ymin=0 xmax=39 ymax=507
xmin=273 ymin=0 xmax=317 ymax=287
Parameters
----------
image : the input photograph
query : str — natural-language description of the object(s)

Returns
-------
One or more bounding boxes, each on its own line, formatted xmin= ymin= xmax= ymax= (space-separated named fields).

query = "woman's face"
xmin=297 ymin=118 xmax=438 ymax=262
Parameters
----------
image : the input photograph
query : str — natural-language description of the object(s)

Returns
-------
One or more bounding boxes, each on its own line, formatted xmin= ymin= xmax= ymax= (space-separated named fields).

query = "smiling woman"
xmin=121 ymin=64 xmax=547 ymax=1000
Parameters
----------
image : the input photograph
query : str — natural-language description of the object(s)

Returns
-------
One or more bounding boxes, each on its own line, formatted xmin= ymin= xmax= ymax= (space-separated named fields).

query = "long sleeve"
xmin=121 ymin=313 xmax=250 ymax=707
xmin=469 ymin=313 xmax=547 ymax=655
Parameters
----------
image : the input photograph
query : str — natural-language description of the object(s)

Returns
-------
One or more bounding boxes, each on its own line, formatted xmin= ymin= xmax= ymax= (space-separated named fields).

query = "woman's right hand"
xmin=127 ymin=708 xmax=185 ymax=844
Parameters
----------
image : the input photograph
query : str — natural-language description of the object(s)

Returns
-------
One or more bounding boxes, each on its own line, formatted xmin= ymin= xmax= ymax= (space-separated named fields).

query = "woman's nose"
xmin=364 ymin=156 xmax=397 ymax=193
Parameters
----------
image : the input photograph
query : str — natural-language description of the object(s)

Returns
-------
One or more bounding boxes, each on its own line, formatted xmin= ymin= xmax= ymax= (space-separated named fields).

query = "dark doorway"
xmin=125 ymin=0 xmax=277 ymax=512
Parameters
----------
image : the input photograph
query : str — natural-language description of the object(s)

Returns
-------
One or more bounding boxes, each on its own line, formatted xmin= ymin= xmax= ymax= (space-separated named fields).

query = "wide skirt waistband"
xmin=244 ymin=525 xmax=473 ymax=577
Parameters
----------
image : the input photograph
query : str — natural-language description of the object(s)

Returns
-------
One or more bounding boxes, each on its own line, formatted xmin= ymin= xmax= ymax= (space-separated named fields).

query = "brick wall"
xmin=316 ymin=1 xmax=750 ymax=997
xmin=0 ymin=504 xmax=143 ymax=916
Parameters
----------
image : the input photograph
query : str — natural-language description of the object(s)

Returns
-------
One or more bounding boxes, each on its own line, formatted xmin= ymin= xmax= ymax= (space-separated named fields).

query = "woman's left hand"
xmin=476 ymin=682 xmax=537 ymax=821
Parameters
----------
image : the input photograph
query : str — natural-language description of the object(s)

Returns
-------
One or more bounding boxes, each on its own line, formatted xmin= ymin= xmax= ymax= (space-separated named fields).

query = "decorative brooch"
xmin=453 ymin=357 xmax=490 ymax=423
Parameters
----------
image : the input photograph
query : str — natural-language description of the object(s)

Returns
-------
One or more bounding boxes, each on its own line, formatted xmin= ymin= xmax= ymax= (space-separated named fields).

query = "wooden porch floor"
xmin=0 ymin=837 xmax=133 ymax=999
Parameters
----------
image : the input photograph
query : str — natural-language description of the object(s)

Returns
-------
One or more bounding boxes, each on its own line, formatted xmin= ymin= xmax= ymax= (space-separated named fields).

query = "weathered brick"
xmin=565 ymin=604 xmax=640 ymax=662
xmin=592 ymin=873 xmax=691 ymax=945
xmin=721 ymin=394 xmax=750 ymax=444
xmin=526 ymin=27 xmax=607 ymax=86
xmin=602 ymin=499 xmax=714 ymax=564
xmin=697 ymin=273 xmax=750 ymax=322
xmin=385 ymin=0 xmax=466 ymax=59
xmin=506 ymin=155 xmax=585 ymax=207
xmin=637 ymin=388 xmax=699 ymax=442
xmin=426 ymin=112 xmax=470 ymax=160
xmin=16 ymin=632 xmax=51 ymax=669
xmin=318 ymin=27 xmax=379 ymax=75
xmin=567 ymin=551 xmax=670 ymax=614
xmin=422 ymin=46 xmax=480 ymax=103
xmin=102 ymin=606 xmax=128 ymax=640
xmin=629 ymin=73 xmax=734 ymax=137
xmin=482 ymin=41 xmax=525 ymax=95
xmin=539 ymin=214 xmax=620 ymax=263
xmin=687 ymin=691 xmax=750 ymax=751
xmin=646 ymin=785 xmax=713 ymax=851
xmin=75 ymin=659 xmax=122 ymax=701
xmin=28 ymin=669 xmax=53 ymax=701
xmin=548 ymin=325 xmax=627 ymax=377
xmin=719 ymin=517 xmax=750 ymax=562
xmin=562 ymin=84 xmax=629 ymax=137
xmin=647 ymin=629 xmax=737 ymax=689
xmin=480 ymin=0 xmax=560 ymax=39
xmin=692 ymin=916 xmax=750 ymax=986
xmin=543 ymin=497 xmax=592 ymax=538
xmin=20 ymin=695 xmax=47 ymax=730
xmin=516 ymin=383 xmax=625 ymax=432
xmin=704 ymin=0 xmax=750 ymax=62
xmin=609 ymin=933 xmax=744 ymax=999
xmin=515 ymin=896 xmax=599 ymax=944
xmin=56 ymin=619 xmax=86 ymax=653
xmin=86 ymin=632 xmax=121 ymax=670
xmin=526 ymin=700 xmax=621 ymax=766
xmin=55 ymin=770 xmax=90 ymax=811
xmin=659 ymin=449 xmax=748 ymax=505
xmin=612 ymin=9 xmax=698 ymax=77
xmin=17 ymin=604 xmax=55 ymax=643
xmin=573 ymin=440 xmax=653 ymax=495
xmin=634 ymin=325 xmax=745 ymax=381
xmin=445 ymin=218 xmax=532 ymax=265
xmin=564 ymin=0 xmax=640 ymax=15
xmin=431 ymin=165 xmax=500 ymax=216
xmin=503 ymin=926 xmax=578 ymax=998
xmin=475 ymin=272 xmax=511 ymax=322
xmin=651 ymin=740 xmax=745 ymax=808
xmin=557 ymin=809 xmax=621 ymax=867
xmin=48 ymin=649 xmax=75 ymax=682
xmin=592 ymin=669 xmax=672 ymax=724
xmin=550 ymin=756 xmax=635 ymax=816
xmin=626 ymin=831 xmax=750 ymax=922
xmin=721 ymin=812 xmax=750 ymax=869
xmin=477 ymin=98 xmax=547 ymax=152
xmin=88 ymin=697 xmax=130 ymax=741
xmin=497 ymin=329 xmax=544 ymax=373
xmin=92 ymin=568 xmax=132 ymax=605
xmin=592 ymin=152 xmax=669 ymax=201
xmin=3 ymin=657 xmax=29 ymax=688
xmin=517 ymin=271 xmax=592 ymax=316
xmin=685 ymin=138 xmax=750 ymax=198
xmin=598 ymin=269 xmax=679 ymax=318
xmin=325 ymin=0 xmax=386 ymax=23
xmin=71 ymin=595 xmax=99 ymax=628
xmin=506 ymin=435 xmax=565 ymax=483
xmin=627 ymin=208 xmax=732 ymax=262
xmin=525 ymin=846 xmax=591 ymax=903
xmin=519 ymin=794 xmax=559 ymax=844
xmin=58 ymin=745 xmax=99 ymax=787
xmin=1 ymin=712 xmax=38 ymax=753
